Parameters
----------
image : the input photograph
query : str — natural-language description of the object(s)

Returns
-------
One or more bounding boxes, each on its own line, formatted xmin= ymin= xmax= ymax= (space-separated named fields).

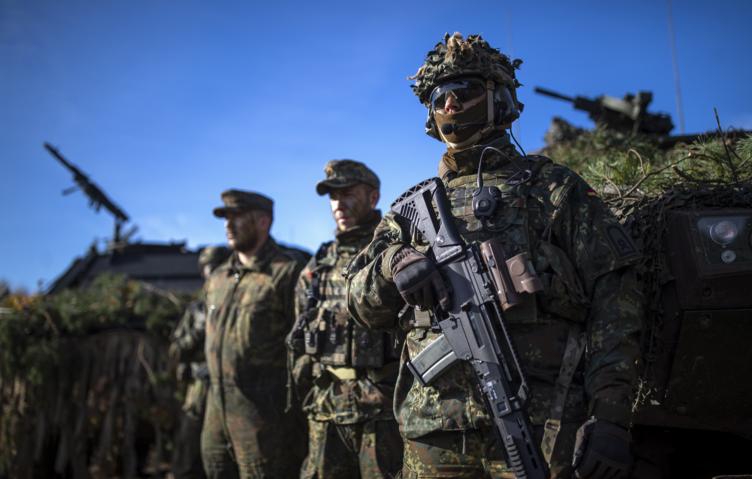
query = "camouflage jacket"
xmin=205 ymin=238 xmax=307 ymax=400
xmin=346 ymin=137 xmax=643 ymax=439
xmin=290 ymin=211 xmax=402 ymax=424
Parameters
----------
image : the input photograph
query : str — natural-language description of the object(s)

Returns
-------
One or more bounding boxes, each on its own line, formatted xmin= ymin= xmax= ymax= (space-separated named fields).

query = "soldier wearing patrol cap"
xmin=287 ymin=160 xmax=404 ymax=478
xmin=346 ymin=34 xmax=642 ymax=479
xmin=202 ymin=189 xmax=309 ymax=479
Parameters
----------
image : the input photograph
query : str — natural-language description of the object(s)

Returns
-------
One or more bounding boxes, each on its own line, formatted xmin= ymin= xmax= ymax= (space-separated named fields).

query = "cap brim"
xmin=315 ymin=178 xmax=359 ymax=196
xmin=213 ymin=206 xmax=245 ymax=218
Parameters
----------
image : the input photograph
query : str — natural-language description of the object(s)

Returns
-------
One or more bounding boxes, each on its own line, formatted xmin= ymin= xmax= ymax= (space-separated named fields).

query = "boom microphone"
xmin=440 ymin=122 xmax=486 ymax=135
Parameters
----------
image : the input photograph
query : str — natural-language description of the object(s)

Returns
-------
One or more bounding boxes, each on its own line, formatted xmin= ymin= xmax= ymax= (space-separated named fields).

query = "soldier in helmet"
xmin=287 ymin=160 xmax=403 ymax=479
xmin=346 ymin=33 xmax=643 ymax=478
xmin=201 ymin=189 xmax=309 ymax=479
xmin=170 ymin=245 xmax=231 ymax=479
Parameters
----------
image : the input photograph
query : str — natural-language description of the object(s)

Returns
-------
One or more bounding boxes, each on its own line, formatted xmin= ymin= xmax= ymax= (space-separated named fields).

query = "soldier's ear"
xmin=369 ymin=188 xmax=380 ymax=209
xmin=255 ymin=211 xmax=273 ymax=231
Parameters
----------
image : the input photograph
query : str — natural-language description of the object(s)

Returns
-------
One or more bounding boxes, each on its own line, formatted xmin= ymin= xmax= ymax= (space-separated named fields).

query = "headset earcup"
xmin=495 ymin=86 xmax=519 ymax=124
xmin=425 ymin=110 xmax=441 ymax=140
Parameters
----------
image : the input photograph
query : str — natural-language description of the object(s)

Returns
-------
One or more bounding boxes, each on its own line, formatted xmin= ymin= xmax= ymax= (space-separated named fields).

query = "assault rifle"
xmin=391 ymin=178 xmax=548 ymax=479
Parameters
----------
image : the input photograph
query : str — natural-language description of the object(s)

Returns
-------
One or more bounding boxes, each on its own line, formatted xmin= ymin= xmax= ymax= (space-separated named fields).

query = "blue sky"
xmin=2 ymin=0 xmax=751 ymax=291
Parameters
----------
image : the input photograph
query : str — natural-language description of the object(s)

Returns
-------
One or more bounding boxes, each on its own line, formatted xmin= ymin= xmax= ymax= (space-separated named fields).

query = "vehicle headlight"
xmin=709 ymin=220 xmax=739 ymax=246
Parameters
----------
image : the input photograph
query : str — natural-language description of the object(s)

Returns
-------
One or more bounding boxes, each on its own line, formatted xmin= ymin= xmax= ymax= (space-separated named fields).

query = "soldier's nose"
xmin=444 ymin=94 xmax=460 ymax=113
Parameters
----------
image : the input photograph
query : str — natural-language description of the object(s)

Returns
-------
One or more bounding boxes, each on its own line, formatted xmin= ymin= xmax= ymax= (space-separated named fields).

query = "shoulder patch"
xmin=606 ymin=225 xmax=637 ymax=258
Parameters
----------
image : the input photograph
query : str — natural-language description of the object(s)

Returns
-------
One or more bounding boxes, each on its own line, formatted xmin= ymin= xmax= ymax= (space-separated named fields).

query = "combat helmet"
xmin=411 ymin=33 xmax=524 ymax=148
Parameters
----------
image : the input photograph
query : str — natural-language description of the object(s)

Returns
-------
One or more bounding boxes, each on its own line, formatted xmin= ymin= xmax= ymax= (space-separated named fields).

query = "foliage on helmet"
xmin=410 ymin=32 xmax=522 ymax=107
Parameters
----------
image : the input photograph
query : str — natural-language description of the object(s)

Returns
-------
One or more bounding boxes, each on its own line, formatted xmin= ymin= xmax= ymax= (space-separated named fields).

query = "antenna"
xmin=666 ymin=0 xmax=686 ymax=134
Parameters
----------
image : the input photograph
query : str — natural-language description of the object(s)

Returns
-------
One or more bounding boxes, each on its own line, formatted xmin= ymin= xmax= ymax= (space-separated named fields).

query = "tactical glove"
xmin=391 ymin=246 xmax=449 ymax=310
xmin=572 ymin=417 xmax=633 ymax=479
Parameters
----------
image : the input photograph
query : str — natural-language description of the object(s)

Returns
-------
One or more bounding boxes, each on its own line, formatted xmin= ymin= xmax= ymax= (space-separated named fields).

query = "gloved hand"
xmin=572 ymin=417 xmax=633 ymax=479
xmin=391 ymin=246 xmax=449 ymax=310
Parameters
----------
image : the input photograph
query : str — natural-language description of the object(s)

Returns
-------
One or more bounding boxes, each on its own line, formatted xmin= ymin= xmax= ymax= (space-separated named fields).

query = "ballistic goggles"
xmin=429 ymin=78 xmax=488 ymax=112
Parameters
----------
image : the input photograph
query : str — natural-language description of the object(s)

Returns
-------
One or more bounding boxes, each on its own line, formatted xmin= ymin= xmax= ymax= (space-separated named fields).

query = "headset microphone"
xmin=440 ymin=124 xmax=455 ymax=135
xmin=440 ymin=122 xmax=486 ymax=135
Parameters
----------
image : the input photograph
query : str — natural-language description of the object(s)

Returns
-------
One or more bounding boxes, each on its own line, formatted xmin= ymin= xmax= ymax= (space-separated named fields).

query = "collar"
xmin=228 ymin=237 xmax=280 ymax=274
xmin=438 ymin=133 xmax=520 ymax=179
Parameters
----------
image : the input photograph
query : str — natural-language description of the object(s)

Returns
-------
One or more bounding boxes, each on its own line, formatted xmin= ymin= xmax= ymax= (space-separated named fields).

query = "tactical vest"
xmin=433 ymin=155 xmax=592 ymax=325
xmin=303 ymin=241 xmax=401 ymax=372
xmin=436 ymin=156 xmax=589 ymax=460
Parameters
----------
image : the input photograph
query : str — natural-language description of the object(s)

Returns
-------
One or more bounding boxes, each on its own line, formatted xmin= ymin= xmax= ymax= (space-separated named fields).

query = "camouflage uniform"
xmin=201 ymin=191 xmax=309 ymax=479
xmin=170 ymin=247 xmax=229 ymax=479
xmin=288 ymin=160 xmax=403 ymax=479
xmin=346 ymin=35 xmax=642 ymax=479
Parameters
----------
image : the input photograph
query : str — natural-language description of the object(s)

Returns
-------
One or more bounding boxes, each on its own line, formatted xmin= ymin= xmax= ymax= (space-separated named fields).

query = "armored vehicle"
xmin=537 ymin=88 xmax=752 ymax=478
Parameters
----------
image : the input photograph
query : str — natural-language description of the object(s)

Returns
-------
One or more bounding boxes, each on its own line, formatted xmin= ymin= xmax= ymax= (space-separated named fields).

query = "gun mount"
xmin=535 ymin=86 xmax=674 ymax=136
xmin=44 ymin=142 xmax=134 ymax=244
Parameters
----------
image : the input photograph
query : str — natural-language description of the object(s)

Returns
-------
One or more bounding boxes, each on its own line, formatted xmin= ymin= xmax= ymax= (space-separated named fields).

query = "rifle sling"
xmin=541 ymin=323 xmax=586 ymax=465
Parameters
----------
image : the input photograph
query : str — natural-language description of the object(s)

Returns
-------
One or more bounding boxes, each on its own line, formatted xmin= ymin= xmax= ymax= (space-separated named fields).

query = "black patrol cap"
xmin=212 ymin=189 xmax=274 ymax=218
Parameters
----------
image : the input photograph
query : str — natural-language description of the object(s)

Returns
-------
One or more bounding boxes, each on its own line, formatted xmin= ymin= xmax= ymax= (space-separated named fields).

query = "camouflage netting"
xmin=0 ymin=274 xmax=189 ymax=478
xmin=542 ymin=127 xmax=752 ymax=411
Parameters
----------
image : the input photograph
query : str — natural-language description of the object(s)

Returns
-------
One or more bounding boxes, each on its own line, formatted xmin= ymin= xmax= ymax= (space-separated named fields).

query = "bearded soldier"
xmin=202 ymin=190 xmax=309 ymax=479
xmin=287 ymin=160 xmax=403 ymax=479
xmin=170 ymin=246 xmax=231 ymax=479
xmin=346 ymin=33 xmax=642 ymax=479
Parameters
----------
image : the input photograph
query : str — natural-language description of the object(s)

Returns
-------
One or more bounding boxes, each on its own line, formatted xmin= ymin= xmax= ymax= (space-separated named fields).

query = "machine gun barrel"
xmin=535 ymin=86 xmax=675 ymax=135
xmin=44 ymin=142 xmax=130 ymax=242
xmin=533 ymin=86 xmax=575 ymax=103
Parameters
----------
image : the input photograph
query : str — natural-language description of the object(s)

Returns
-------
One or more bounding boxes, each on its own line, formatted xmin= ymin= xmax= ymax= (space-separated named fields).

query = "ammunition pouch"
xmin=287 ymin=315 xmax=308 ymax=355
xmin=351 ymin=323 xmax=385 ymax=368
xmin=315 ymin=309 xmax=350 ymax=366
xmin=304 ymin=306 xmax=398 ymax=370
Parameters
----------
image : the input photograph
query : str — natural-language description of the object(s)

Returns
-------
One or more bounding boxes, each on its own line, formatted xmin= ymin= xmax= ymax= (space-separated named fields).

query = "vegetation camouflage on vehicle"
xmin=0 ymin=274 xmax=189 ymax=478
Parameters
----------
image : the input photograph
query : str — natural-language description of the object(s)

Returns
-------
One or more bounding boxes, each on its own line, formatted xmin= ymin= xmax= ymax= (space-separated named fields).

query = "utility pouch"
xmin=304 ymin=327 xmax=322 ymax=355
xmin=351 ymin=323 xmax=385 ymax=369
xmin=288 ymin=316 xmax=307 ymax=354
xmin=319 ymin=309 xmax=350 ymax=366
xmin=480 ymin=238 xmax=543 ymax=311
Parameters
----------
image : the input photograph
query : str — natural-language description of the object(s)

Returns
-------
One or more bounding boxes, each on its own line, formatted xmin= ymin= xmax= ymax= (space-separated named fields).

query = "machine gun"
xmin=535 ymin=86 xmax=674 ymax=136
xmin=44 ymin=142 xmax=132 ymax=243
xmin=391 ymin=178 xmax=548 ymax=479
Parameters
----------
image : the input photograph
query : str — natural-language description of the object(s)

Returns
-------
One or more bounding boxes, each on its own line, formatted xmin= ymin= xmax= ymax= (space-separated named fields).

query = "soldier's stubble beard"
xmin=225 ymin=211 xmax=269 ymax=256
xmin=330 ymin=184 xmax=379 ymax=232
